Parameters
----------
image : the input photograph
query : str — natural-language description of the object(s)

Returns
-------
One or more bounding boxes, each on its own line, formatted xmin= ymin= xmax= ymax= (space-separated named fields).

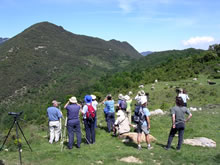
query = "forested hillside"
xmin=81 ymin=45 xmax=220 ymax=98
xmin=0 ymin=22 xmax=141 ymax=128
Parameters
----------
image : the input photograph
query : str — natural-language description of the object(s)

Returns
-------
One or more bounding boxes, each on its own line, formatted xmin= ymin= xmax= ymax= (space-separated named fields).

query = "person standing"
xmin=91 ymin=94 xmax=98 ymax=128
xmin=178 ymin=89 xmax=190 ymax=107
xmin=124 ymin=95 xmax=132 ymax=123
xmin=82 ymin=95 xmax=96 ymax=144
xmin=136 ymin=97 xmax=152 ymax=150
xmin=64 ymin=96 xmax=81 ymax=149
xmin=117 ymin=94 xmax=123 ymax=111
xmin=103 ymin=95 xmax=115 ymax=133
xmin=164 ymin=97 xmax=192 ymax=151
xmin=47 ymin=100 xmax=63 ymax=144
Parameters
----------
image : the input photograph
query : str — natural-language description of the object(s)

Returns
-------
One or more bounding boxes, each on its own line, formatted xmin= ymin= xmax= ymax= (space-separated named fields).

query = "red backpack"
xmin=86 ymin=104 xmax=96 ymax=120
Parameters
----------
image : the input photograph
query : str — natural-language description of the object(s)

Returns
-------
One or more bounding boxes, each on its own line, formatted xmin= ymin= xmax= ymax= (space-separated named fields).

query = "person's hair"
xmin=107 ymin=96 xmax=112 ymax=100
xmin=176 ymin=97 xmax=184 ymax=106
xmin=183 ymin=89 xmax=187 ymax=94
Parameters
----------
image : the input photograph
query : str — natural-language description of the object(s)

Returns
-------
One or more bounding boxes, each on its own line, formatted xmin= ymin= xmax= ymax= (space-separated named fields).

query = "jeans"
xmin=84 ymin=119 xmax=95 ymax=144
xmin=166 ymin=122 xmax=185 ymax=150
xmin=106 ymin=112 xmax=115 ymax=132
xmin=67 ymin=122 xmax=81 ymax=148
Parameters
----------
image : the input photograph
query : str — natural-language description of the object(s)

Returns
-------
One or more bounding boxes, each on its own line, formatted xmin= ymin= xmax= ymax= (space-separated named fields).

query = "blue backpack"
xmin=119 ymin=100 xmax=127 ymax=110
xmin=133 ymin=106 xmax=145 ymax=125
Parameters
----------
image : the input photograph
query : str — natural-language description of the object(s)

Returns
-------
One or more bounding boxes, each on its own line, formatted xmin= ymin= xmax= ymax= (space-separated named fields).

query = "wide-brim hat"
xmin=124 ymin=95 xmax=130 ymax=101
xmin=84 ymin=95 xmax=92 ymax=104
xmin=52 ymin=100 xmax=61 ymax=105
xmin=128 ymin=91 xmax=133 ymax=95
xmin=69 ymin=96 xmax=77 ymax=103
xmin=91 ymin=94 xmax=96 ymax=100
xmin=118 ymin=93 xmax=123 ymax=100
xmin=138 ymin=90 xmax=145 ymax=96
xmin=140 ymin=97 xmax=147 ymax=105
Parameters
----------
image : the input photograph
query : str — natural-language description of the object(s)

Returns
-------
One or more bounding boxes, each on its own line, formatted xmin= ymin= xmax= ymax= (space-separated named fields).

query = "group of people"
xmin=47 ymin=95 xmax=98 ymax=149
xmin=46 ymin=88 xmax=192 ymax=151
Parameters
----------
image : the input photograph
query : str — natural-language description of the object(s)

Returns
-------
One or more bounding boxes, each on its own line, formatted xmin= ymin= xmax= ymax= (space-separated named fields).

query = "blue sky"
xmin=1 ymin=0 xmax=220 ymax=52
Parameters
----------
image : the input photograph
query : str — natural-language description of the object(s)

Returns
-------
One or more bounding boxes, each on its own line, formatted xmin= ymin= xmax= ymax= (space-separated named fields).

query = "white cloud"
xmin=118 ymin=0 xmax=136 ymax=13
xmin=117 ymin=0 xmax=176 ymax=13
xmin=183 ymin=36 xmax=215 ymax=46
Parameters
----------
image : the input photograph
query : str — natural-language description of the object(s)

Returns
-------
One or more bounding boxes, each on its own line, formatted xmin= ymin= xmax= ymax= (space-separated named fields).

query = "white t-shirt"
xmin=135 ymin=95 xmax=147 ymax=105
xmin=92 ymin=100 xmax=98 ymax=111
xmin=178 ymin=93 xmax=190 ymax=103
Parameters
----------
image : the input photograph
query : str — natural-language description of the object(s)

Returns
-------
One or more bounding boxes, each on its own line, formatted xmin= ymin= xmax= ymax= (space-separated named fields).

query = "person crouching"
xmin=113 ymin=110 xmax=130 ymax=136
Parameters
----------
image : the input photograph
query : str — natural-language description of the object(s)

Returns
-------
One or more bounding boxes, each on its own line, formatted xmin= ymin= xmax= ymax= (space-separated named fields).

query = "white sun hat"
xmin=69 ymin=96 xmax=77 ymax=103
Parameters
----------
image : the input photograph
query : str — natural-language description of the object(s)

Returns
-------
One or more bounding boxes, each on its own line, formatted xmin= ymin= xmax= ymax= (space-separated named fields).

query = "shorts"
xmin=137 ymin=124 xmax=150 ymax=135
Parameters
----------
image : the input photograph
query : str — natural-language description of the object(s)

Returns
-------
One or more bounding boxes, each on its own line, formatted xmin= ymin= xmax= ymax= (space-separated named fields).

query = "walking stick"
xmin=80 ymin=119 xmax=91 ymax=145
xmin=61 ymin=116 xmax=67 ymax=152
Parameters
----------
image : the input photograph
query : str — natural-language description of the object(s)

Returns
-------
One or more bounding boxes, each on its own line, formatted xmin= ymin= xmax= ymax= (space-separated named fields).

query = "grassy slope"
xmin=0 ymin=76 xmax=219 ymax=165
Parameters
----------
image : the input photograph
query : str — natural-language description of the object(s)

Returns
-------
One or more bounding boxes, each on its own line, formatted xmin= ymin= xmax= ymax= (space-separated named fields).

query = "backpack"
xmin=133 ymin=106 xmax=145 ymax=125
xmin=86 ymin=104 xmax=96 ymax=121
xmin=120 ymin=100 xmax=127 ymax=110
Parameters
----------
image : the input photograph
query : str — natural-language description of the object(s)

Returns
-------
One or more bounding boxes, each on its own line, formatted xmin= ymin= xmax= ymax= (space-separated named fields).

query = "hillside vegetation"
xmin=0 ymin=22 xmax=141 ymax=128
xmin=83 ymin=45 xmax=220 ymax=98
xmin=0 ymin=30 xmax=219 ymax=163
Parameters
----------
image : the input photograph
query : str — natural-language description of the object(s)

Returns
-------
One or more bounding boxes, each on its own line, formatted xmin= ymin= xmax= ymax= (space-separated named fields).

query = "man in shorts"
xmin=136 ymin=97 xmax=152 ymax=150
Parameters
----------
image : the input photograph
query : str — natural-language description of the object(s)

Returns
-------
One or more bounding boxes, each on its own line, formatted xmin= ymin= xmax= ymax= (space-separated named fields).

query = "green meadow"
xmin=0 ymin=76 xmax=219 ymax=165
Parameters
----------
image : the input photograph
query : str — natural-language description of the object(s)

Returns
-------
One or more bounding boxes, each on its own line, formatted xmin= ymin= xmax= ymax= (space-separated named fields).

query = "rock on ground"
xmin=119 ymin=132 xmax=156 ymax=144
xmin=184 ymin=137 xmax=216 ymax=148
xmin=150 ymin=109 xmax=165 ymax=116
xmin=119 ymin=156 xmax=142 ymax=164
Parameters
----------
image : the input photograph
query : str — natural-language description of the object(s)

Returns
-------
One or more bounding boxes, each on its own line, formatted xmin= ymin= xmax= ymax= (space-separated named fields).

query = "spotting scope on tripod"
xmin=0 ymin=111 xmax=32 ymax=165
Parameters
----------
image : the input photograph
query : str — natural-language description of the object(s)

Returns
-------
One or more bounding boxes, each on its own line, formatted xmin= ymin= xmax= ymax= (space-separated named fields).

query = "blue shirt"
xmin=141 ymin=107 xmax=150 ymax=126
xmin=104 ymin=100 xmax=115 ymax=113
xmin=66 ymin=104 xmax=80 ymax=122
xmin=47 ymin=106 xmax=62 ymax=121
xmin=118 ymin=99 xmax=122 ymax=105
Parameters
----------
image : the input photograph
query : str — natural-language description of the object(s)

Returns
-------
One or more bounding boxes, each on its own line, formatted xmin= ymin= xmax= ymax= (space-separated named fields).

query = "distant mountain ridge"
xmin=0 ymin=21 xmax=141 ymax=111
xmin=0 ymin=37 xmax=9 ymax=44
xmin=140 ymin=51 xmax=153 ymax=56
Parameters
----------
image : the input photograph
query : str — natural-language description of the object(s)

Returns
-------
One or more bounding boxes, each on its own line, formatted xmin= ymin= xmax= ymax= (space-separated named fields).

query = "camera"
xmin=8 ymin=111 xmax=23 ymax=116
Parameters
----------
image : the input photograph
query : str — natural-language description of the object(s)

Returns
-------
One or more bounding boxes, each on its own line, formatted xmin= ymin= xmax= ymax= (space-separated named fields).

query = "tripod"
xmin=0 ymin=112 xmax=32 ymax=165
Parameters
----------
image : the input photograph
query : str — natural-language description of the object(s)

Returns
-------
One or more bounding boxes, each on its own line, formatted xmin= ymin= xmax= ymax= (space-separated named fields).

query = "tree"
xmin=209 ymin=44 xmax=220 ymax=57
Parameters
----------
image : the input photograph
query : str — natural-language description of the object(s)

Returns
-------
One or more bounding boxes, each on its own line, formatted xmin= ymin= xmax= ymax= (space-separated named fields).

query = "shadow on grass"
xmin=155 ymin=142 xmax=176 ymax=150
xmin=122 ymin=141 xmax=138 ymax=149
xmin=98 ymin=125 xmax=109 ymax=133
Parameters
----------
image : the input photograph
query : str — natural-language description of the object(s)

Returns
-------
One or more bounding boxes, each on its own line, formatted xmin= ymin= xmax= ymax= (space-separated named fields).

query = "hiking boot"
xmin=164 ymin=146 xmax=170 ymax=150
xmin=138 ymin=145 xmax=142 ymax=150
xmin=147 ymin=146 xmax=153 ymax=150
xmin=176 ymin=147 xmax=181 ymax=152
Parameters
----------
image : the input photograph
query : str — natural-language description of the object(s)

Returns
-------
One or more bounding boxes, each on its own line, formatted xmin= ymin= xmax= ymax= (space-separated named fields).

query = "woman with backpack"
xmin=136 ymin=97 xmax=152 ymax=150
xmin=64 ymin=96 xmax=81 ymax=149
xmin=81 ymin=95 xmax=96 ymax=144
